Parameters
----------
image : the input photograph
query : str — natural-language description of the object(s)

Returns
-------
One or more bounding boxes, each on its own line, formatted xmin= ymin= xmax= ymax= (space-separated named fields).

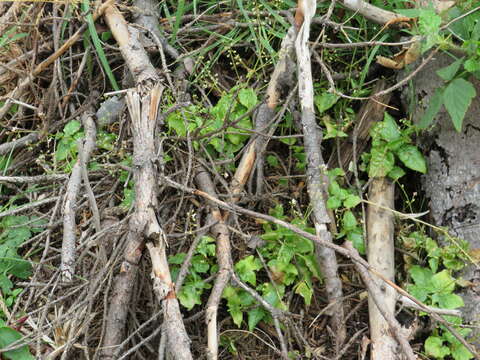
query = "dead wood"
xmin=367 ymin=178 xmax=399 ymax=359
xmin=61 ymin=111 xmax=97 ymax=281
xmin=101 ymin=4 xmax=191 ymax=358
xmin=295 ymin=0 xmax=346 ymax=349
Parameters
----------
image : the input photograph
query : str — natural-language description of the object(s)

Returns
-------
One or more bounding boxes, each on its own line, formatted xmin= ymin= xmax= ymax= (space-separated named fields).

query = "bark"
xmin=402 ymin=52 xmax=480 ymax=348
xmin=295 ymin=0 xmax=346 ymax=349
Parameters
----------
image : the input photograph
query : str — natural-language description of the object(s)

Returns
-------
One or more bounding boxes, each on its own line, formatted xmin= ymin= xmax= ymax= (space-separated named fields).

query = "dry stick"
xmin=338 ymin=0 xmax=402 ymax=25
xmin=367 ymin=178 xmax=399 ymax=359
xmin=161 ymin=176 xmax=480 ymax=360
xmin=295 ymin=0 xmax=346 ymax=350
xmin=0 ymin=174 xmax=68 ymax=183
xmin=0 ymin=0 xmax=114 ymax=120
xmin=345 ymin=242 xmax=416 ymax=360
xmin=61 ymin=112 xmax=97 ymax=281
xmin=101 ymin=5 xmax=192 ymax=359
xmin=195 ymin=169 xmax=234 ymax=360
xmin=77 ymin=139 xmax=101 ymax=233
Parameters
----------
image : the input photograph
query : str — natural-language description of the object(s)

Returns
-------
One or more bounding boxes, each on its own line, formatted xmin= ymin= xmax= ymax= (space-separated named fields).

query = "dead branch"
xmin=367 ymin=178 xmax=399 ymax=359
xmin=101 ymin=4 xmax=191 ymax=358
xmin=195 ymin=169 xmax=233 ymax=360
xmin=295 ymin=0 xmax=346 ymax=349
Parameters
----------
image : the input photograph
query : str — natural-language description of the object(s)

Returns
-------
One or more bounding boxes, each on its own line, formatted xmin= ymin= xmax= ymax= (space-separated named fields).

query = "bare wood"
xmin=295 ymin=0 xmax=346 ymax=349
xmin=195 ymin=169 xmax=233 ymax=360
xmin=338 ymin=0 xmax=402 ymax=25
xmin=101 ymin=4 xmax=192 ymax=358
xmin=367 ymin=178 xmax=399 ymax=359
xmin=61 ymin=113 xmax=97 ymax=281
xmin=347 ymin=243 xmax=416 ymax=360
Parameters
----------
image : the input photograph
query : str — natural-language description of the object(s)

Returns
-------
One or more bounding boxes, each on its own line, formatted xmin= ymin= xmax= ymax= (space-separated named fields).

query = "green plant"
xmin=0 ymin=215 xmax=44 ymax=359
xmin=54 ymin=120 xmax=84 ymax=170
xmin=361 ymin=112 xmax=427 ymax=180
xmin=325 ymin=168 xmax=365 ymax=254
xmin=401 ymin=231 xmax=473 ymax=360
xmin=169 ymin=236 xmax=217 ymax=310
xmin=397 ymin=5 xmax=480 ymax=132
xmin=222 ymin=204 xmax=320 ymax=330
xmin=166 ymin=86 xmax=256 ymax=161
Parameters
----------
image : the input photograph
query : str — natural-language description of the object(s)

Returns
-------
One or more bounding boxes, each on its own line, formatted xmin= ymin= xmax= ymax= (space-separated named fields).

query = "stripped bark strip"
xmin=61 ymin=111 xmax=97 ymax=281
xmin=295 ymin=0 xmax=346 ymax=349
xmin=367 ymin=178 xmax=399 ymax=359
xmin=195 ymin=169 xmax=233 ymax=360
xmin=102 ymin=4 xmax=192 ymax=358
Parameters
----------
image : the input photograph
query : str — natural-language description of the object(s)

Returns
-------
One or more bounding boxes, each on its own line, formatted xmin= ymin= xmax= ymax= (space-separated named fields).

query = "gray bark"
xmin=402 ymin=53 xmax=480 ymax=346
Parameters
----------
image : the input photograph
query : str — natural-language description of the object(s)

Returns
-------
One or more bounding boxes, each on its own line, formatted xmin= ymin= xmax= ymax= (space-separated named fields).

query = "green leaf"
xmin=419 ymin=87 xmax=444 ymax=129
xmin=191 ymin=255 xmax=210 ymax=273
xmin=0 ymin=274 xmax=13 ymax=294
xmin=235 ymin=255 xmax=262 ymax=286
xmin=437 ymin=58 xmax=464 ymax=81
xmin=167 ymin=112 xmax=187 ymax=137
xmin=347 ymin=230 xmax=365 ymax=255
xmin=343 ymin=194 xmax=361 ymax=209
xmin=418 ymin=9 xmax=442 ymax=52
xmin=231 ymin=307 xmax=244 ymax=327
xmin=451 ymin=343 xmax=474 ymax=360
xmin=431 ymin=270 xmax=455 ymax=293
xmin=247 ymin=307 xmax=266 ymax=331
xmin=368 ymin=146 xmax=394 ymax=178
xmin=443 ymin=78 xmax=476 ymax=132
xmin=178 ymin=284 xmax=202 ymax=310
xmin=342 ymin=211 xmax=357 ymax=231
xmin=425 ymin=336 xmax=450 ymax=359
xmin=197 ymin=236 xmax=216 ymax=258
xmin=63 ymin=120 xmax=82 ymax=136
xmin=464 ymin=58 xmax=480 ymax=73
xmin=326 ymin=196 xmax=342 ymax=209
xmin=379 ymin=113 xmax=401 ymax=142
xmin=55 ymin=138 xmax=75 ymax=162
xmin=238 ymin=88 xmax=257 ymax=109
xmin=314 ymin=92 xmax=339 ymax=113
xmin=436 ymin=293 xmax=464 ymax=309
xmin=267 ymin=155 xmax=279 ymax=167
xmin=397 ymin=144 xmax=427 ymax=174
xmin=409 ymin=265 xmax=434 ymax=288
xmin=0 ymin=327 xmax=34 ymax=360
xmin=388 ymin=166 xmax=406 ymax=181
xmin=295 ymin=281 xmax=313 ymax=305
xmin=168 ymin=253 xmax=186 ymax=267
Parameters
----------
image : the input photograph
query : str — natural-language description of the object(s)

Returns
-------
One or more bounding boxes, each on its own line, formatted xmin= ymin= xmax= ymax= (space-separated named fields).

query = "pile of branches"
xmin=0 ymin=0 xmax=477 ymax=359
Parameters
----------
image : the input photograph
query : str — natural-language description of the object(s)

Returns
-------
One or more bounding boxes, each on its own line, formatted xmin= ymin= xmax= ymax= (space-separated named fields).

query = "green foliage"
xmin=401 ymin=231 xmax=472 ymax=359
xmin=166 ymin=87 xmax=255 ymax=161
xmin=169 ymin=236 xmax=216 ymax=310
xmin=413 ymin=4 xmax=480 ymax=132
xmin=0 ymin=215 xmax=44 ymax=359
xmin=325 ymin=168 xmax=365 ymax=253
xmin=0 ymin=326 xmax=33 ymax=360
xmin=362 ymin=113 xmax=426 ymax=179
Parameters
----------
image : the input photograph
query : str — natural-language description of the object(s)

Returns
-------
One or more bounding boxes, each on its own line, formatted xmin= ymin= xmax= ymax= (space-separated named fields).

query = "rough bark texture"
xmin=403 ymin=53 xmax=480 ymax=347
